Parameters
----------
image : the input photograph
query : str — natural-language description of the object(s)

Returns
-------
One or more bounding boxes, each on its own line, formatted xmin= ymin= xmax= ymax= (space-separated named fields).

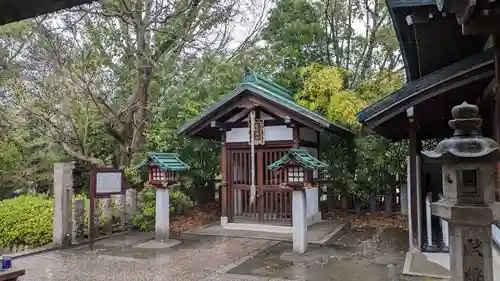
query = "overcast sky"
xmin=228 ymin=0 xmax=366 ymax=50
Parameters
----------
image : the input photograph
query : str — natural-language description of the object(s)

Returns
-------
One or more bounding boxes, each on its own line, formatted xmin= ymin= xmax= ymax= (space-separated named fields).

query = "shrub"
xmin=131 ymin=188 xmax=193 ymax=232
xmin=0 ymin=195 xmax=53 ymax=248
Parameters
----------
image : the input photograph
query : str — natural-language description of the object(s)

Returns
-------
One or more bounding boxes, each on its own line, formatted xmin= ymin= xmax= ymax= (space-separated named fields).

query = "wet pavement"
xmin=228 ymin=226 xmax=416 ymax=281
xmin=11 ymin=226 xmax=441 ymax=281
xmin=15 ymin=233 xmax=282 ymax=281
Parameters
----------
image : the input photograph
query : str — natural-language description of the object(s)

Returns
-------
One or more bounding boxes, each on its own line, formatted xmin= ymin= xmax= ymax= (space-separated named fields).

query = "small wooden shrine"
xmin=180 ymin=70 xmax=353 ymax=228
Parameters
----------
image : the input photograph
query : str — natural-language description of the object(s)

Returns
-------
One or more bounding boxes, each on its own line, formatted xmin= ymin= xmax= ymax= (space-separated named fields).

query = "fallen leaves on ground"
xmin=325 ymin=211 xmax=408 ymax=230
xmin=169 ymin=203 xmax=220 ymax=236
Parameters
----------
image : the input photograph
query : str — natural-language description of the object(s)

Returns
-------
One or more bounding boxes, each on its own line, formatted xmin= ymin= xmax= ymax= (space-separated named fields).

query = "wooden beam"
xmin=292 ymin=127 xmax=299 ymax=148
xmin=188 ymin=93 xmax=325 ymax=137
xmin=369 ymin=67 xmax=494 ymax=129
xmin=299 ymin=140 xmax=319 ymax=148
xmin=220 ymin=132 xmax=228 ymax=220
xmin=408 ymin=114 xmax=422 ymax=251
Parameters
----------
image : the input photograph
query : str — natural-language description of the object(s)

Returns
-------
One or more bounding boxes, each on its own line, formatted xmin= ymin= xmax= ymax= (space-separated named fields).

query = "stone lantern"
xmin=136 ymin=152 xmax=189 ymax=241
xmin=268 ymin=148 xmax=328 ymax=254
xmin=148 ymin=164 xmax=181 ymax=188
xmin=421 ymin=102 xmax=500 ymax=281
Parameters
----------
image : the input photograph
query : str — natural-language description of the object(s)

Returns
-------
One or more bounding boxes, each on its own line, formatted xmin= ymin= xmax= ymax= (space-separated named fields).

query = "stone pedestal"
xmin=114 ymin=194 xmax=125 ymax=231
xmin=125 ymin=189 xmax=137 ymax=226
xmin=155 ymin=188 xmax=170 ymax=241
xmin=72 ymin=198 xmax=85 ymax=243
xmin=292 ymin=189 xmax=307 ymax=254
xmin=53 ymin=162 xmax=73 ymax=248
xmin=101 ymin=198 xmax=113 ymax=234
xmin=422 ymin=102 xmax=500 ymax=281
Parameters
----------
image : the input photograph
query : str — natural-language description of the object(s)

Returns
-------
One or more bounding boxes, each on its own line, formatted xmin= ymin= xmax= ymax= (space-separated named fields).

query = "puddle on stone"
xmin=98 ymin=246 xmax=175 ymax=260
xmin=229 ymin=241 xmax=398 ymax=281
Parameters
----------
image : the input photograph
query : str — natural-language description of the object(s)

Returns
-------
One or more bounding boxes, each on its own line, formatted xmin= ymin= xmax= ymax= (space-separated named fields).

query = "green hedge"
xmin=131 ymin=188 xmax=193 ymax=232
xmin=0 ymin=195 xmax=53 ymax=249
xmin=0 ymin=189 xmax=194 ymax=249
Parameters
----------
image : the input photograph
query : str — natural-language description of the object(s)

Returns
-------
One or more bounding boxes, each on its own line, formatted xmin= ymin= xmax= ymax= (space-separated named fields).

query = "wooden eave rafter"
xmin=358 ymin=49 xmax=494 ymax=129
xmin=183 ymin=93 xmax=325 ymax=138
xmin=0 ymin=0 xmax=95 ymax=26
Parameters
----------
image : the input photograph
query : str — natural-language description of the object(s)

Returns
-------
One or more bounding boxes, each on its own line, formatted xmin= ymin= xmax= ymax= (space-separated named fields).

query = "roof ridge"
xmin=149 ymin=152 xmax=178 ymax=155
xmin=243 ymin=69 xmax=293 ymax=100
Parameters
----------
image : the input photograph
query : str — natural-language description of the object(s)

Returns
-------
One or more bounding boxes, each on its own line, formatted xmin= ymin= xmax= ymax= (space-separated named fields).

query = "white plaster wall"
xmin=300 ymin=147 xmax=319 ymax=179
xmin=226 ymin=125 xmax=293 ymax=142
xmin=299 ymin=127 xmax=318 ymax=143
xmin=227 ymin=112 xmax=277 ymax=122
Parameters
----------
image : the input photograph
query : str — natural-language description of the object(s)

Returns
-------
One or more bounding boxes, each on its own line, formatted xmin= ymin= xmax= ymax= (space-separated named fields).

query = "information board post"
xmin=89 ymin=168 xmax=125 ymax=250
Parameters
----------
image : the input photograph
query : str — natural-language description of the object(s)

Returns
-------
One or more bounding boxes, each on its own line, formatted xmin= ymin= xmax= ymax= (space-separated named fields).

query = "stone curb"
xmin=184 ymin=221 xmax=350 ymax=245
xmin=198 ymin=240 xmax=281 ymax=281
xmin=315 ymin=222 xmax=349 ymax=244
xmin=9 ymin=231 xmax=132 ymax=260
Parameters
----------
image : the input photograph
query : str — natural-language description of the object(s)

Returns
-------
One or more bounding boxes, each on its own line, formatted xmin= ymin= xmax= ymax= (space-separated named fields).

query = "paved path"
xmin=10 ymin=227 xmax=437 ymax=281
xmin=14 ymin=233 xmax=288 ymax=281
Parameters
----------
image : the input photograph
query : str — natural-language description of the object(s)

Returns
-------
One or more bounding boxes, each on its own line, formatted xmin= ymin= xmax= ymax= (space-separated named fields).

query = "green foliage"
xmin=132 ymin=188 xmax=194 ymax=232
xmin=295 ymin=63 xmax=366 ymax=131
xmin=295 ymin=61 xmax=406 ymax=200
xmin=0 ymin=195 xmax=53 ymax=248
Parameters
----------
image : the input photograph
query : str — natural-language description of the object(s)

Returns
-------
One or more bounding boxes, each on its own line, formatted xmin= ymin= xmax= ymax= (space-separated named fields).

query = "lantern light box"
xmin=268 ymin=148 xmax=328 ymax=188
xmin=136 ymin=152 xmax=190 ymax=188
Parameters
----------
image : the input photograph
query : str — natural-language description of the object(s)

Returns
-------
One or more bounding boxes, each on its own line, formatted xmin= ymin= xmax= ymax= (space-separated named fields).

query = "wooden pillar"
xmin=407 ymin=107 xmax=422 ymax=252
xmin=494 ymin=34 xmax=500 ymax=202
xmin=292 ymin=126 xmax=300 ymax=148
xmin=220 ymin=130 xmax=229 ymax=224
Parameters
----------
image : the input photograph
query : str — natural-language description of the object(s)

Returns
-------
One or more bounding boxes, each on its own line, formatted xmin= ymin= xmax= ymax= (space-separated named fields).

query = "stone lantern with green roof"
xmin=136 ymin=152 xmax=189 ymax=241
xmin=268 ymin=148 xmax=329 ymax=254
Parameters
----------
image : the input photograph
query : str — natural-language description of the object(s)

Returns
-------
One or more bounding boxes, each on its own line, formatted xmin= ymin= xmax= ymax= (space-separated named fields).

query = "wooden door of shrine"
xmin=229 ymin=147 xmax=293 ymax=225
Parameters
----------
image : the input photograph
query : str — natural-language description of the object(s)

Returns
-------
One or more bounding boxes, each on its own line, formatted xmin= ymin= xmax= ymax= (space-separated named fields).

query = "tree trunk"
xmin=341 ymin=194 xmax=349 ymax=212
xmin=369 ymin=192 xmax=377 ymax=214
xmin=385 ymin=187 xmax=393 ymax=215
xmin=354 ymin=197 xmax=362 ymax=214
xmin=327 ymin=183 xmax=335 ymax=212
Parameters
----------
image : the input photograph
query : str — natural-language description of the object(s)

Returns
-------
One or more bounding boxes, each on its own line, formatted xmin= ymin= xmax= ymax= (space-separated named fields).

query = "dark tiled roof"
xmin=387 ymin=0 xmax=435 ymax=7
xmin=1 ymin=0 xmax=95 ymax=26
xmin=356 ymin=48 xmax=494 ymax=123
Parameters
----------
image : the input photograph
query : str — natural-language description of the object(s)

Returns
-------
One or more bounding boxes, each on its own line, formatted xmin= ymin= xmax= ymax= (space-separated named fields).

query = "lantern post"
xmin=136 ymin=152 xmax=189 ymax=241
xmin=268 ymin=149 xmax=328 ymax=254
xmin=421 ymin=102 xmax=500 ymax=281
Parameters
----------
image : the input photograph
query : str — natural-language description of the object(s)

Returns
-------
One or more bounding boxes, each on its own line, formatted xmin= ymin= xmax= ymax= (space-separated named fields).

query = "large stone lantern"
xmin=421 ymin=102 xmax=500 ymax=281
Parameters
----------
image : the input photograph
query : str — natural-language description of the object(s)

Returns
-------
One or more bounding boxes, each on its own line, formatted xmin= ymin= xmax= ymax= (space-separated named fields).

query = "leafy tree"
xmin=295 ymin=62 xmax=406 ymax=207
xmin=295 ymin=63 xmax=366 ymax=130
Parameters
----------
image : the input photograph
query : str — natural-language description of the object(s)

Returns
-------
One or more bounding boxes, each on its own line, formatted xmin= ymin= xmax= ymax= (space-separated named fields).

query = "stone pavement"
xmin=10 ymin=226 xmax=437 ymax=281
xmin=185 ymin=220 xmax=347 ymax=244
xmin=13 ymin=232 xmax=286 ymax=281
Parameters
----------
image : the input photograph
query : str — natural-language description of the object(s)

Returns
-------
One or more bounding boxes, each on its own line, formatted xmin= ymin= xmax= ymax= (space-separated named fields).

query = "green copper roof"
xmin=267 ymin=149 xmax=329 ymax=171
xmin=179 ymin=70 xmax=353 ymax=137
xmin=135 ymin=152 xmax=190 ymax=172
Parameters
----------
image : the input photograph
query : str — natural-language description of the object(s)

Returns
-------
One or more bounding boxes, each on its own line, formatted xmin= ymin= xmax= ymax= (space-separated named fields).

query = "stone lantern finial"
xmin=449 ymin=102 xmax=481 ymax=136
xmin=421 ymin=102 xmax=500 ymax=162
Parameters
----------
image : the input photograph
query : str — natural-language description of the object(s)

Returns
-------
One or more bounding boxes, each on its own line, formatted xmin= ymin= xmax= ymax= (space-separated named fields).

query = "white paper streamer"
xmin=250 ymin=110 xmax=256 ymax=204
